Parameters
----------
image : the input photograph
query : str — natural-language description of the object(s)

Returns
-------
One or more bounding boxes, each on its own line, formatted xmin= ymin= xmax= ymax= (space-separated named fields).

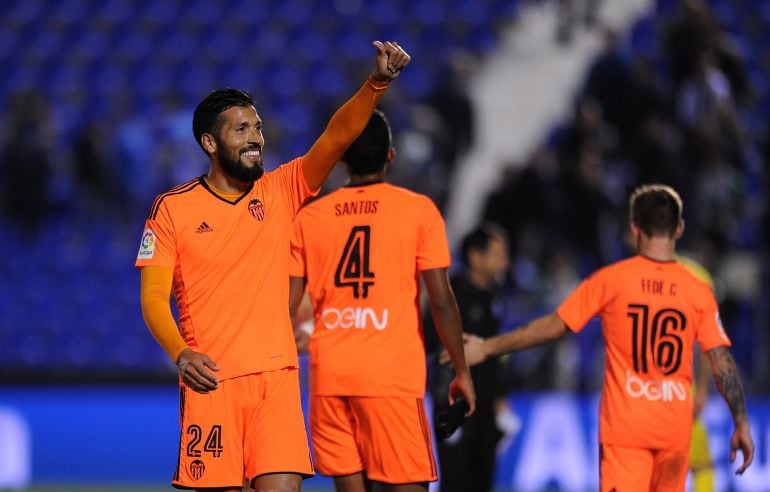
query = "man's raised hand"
xmin=372 ymin=41 xmax=411 ymax=82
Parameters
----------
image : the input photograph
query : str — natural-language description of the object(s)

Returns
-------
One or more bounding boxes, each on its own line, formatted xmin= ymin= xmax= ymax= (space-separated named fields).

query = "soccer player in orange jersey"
xmin=135 ymin=41 xmax=410 ymax=492
xmin=289 ymin=109 xmax=476 ymax=492
xmin=456 ymin=184 xmax=754 ymax=491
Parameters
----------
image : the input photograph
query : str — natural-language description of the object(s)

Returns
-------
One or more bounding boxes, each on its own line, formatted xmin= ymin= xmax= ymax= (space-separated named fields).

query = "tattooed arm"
xmin=706 ymin=346 xmax=754 ymax=475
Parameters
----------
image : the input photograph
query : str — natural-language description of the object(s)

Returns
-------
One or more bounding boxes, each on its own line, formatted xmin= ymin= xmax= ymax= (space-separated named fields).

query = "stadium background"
xmin=0 ymin=0 xmax=767 ymax=490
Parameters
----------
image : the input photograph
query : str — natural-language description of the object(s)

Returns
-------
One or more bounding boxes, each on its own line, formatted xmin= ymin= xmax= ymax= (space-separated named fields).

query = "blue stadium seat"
xmin=5 ymin=0 xmax=45 ymax=24
xmin=0 ymin=0 xmax=524 ymax=379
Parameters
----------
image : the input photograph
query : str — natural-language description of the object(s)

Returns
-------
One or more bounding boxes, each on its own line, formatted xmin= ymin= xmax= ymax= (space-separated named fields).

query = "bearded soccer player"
xmin=289 ymin=109 xmax=476 ymax=492
xmin=135 ymin=41 xmax=410 ymax=492
xmin=456 ymin=184 xmax=754 ymax=491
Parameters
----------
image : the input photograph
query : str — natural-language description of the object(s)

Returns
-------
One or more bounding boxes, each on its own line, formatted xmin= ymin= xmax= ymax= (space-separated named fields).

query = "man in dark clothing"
xmin=426 ymin=223 xmax=512 ymax=492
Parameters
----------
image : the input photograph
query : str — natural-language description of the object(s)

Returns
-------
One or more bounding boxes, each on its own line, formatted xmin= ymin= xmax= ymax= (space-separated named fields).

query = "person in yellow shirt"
xmin=677 ymin=255 xmax=716 ymax=491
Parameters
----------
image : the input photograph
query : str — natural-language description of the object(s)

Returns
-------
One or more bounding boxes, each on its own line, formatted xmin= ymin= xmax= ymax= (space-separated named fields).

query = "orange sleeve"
xmin=696 ymin=287 xmax=732 ymax=351
xmin=140 ymin=265 xmax=188 ymax=363
xmin=289 ymin=214 xmax=306 ymax=278
xmin=416 ymin=197 xmax=451 ymax=271
xmin=301 ymin=75 xmax=389 ymax=192
xmin=556 ymin=269 xmax=610 ymax=333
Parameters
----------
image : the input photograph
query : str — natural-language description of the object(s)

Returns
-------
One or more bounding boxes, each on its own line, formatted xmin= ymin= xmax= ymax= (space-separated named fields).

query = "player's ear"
xmin=386 ymin=147 xmax=396 ymax=164
xmin=674 ymin=219 xmax=685 ymax=239
xmin=201 ymin=133 xmax=217 ymax=155
xmin=629 ymin=220 xmax=638 ymax=237
xmin=628 ymin=221 xmax=642 ymax=249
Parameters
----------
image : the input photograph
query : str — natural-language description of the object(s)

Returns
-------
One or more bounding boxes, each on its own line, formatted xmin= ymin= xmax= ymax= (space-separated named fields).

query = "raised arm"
xmin=302 ymin=41 xmax=410 ymax=191
xmin=422 ymin=268 xmax=476 ymax=416
xmin=705 ymin=345 xmax=754 ymax=475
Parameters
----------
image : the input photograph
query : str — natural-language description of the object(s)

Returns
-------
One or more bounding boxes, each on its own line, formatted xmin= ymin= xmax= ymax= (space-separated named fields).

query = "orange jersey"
xmin=135 ymin=159 xmax=314 ymax=380
xmin=290 ymin=182 xmax=451 ymax=397
xmin=556 ymin=255 xmax=730 ymax=451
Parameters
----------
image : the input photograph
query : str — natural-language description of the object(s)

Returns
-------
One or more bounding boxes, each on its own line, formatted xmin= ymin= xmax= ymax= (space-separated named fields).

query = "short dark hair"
xmin=342 ymin=109 xmax=391 ymax=176
xmin=629 ymin=184 xmax=683 ymax=237
xmin=192 ymin=88 xmax=255 ymax=153
xmin=460 ymin=223 xmax=509 ymax=265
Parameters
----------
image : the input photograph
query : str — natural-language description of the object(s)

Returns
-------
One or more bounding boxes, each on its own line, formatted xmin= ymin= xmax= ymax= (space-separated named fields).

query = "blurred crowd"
xmin=0 ymin=0 xmax=766 ymax=392
xmin=474 ymin=0 xmax=769 ymax=394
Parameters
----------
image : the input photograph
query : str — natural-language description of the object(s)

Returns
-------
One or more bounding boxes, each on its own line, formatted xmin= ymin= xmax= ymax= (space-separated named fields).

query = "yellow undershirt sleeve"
xmin=140 ymin=265 xmax=188 ymax=363
xmin=301 ymin=75 xmax=390 ymax=191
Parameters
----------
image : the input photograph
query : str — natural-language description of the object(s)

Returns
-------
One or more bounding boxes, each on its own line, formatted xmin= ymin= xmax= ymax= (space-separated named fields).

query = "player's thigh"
xmin=651 ymin=449 xmax=689 ymax=491
xmin=244 ymin=369 xmax=313 ymax=481
xmin=173 ymin=382 xmax=246 ymax=489
xmin=600 ymin=444 xmax=654 ymax=492
xmin=252 ymin=472 xmax=302 ymax=492
xmin=333 ymin=471 xmax=373 ymax=492
xmin=351 ymin=396 xmax=437 ymax=485
xmin=309 ymin=395 xmax=364 ymax=477
xmin=381 ymin=483 xmax=428 ymax=492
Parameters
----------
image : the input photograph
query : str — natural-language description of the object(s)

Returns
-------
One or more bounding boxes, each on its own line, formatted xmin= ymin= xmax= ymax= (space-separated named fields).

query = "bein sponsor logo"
xmin=321 ymin=307 xmax=388 ymax=330
xmin=624 ymin=371 xmax=688 ymax=402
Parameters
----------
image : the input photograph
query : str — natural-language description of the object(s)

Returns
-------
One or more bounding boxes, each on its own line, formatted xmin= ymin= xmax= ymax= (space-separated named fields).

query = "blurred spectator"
xmin=155 ymin=93 xmax=204 ymax=191
xmin=678 ymin=51 xmax=733 ymax=132
xmin=481 ymin=147 xmax=560 ymax=261
xmin=426 ymin=223 xmax=516 ymax=492
xmin=555 ymin=96 xmax=618 ymax=170
xmin=483 ymin=123 xmax=613 ymax=271
xmin=764 ymin=125 xmax=770 ymax=250
xmin=426 ymin=51 xmax=477 ymax=178
xmin=678 ymin=50 xmax=747 ymax=170
xmin=690 ymin=148 xmax=745 ymax=254
xmin=556 ymin=0 xmax=603 ymax=45
xmin=629 ymin=111 xmax=684 ymax=193
xmin=583 ymin=29 xmax=636 ymax=144
xmin=663 ymin=0 xmax=722 ymax=91
xmin=72 ymin=120 xmax=129 ymax=218
xmin=113 ymin=107 xmax=161 ymax=216
xmin=558 ymin=145 xmax=612 ymax=266
xmin=0 ymin=91 xmax=55 ymax=231
xmin=390 ymin=104 xmax=452 ymax=208
xmin=663 ymin=0 xmax=749 ymax=103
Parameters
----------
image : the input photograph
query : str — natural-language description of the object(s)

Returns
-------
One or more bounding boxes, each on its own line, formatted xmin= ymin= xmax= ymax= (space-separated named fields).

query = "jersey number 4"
xmin=627 ymin=304 xmax=686 ymax=375
xmin=335 ymin=225 xmax=375 ymax=299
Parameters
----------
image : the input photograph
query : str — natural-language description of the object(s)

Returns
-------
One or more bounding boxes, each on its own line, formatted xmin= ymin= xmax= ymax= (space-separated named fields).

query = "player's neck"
xmin=637 ymin=236 xmax=677 ymax=262
xmin=205 ymin=170 xmax=251 ymax=194
xmin=347 ymin=172 xmax=386 ymax=186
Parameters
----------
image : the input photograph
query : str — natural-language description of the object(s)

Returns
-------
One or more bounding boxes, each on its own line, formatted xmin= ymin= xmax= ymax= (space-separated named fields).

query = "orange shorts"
xmin=600 ymin=444 xmax=688 ymax=492
xmin=309 ymin=395 xmax=437 ymax=484
xmin=173 ymin=369 xmax=313 ymax=489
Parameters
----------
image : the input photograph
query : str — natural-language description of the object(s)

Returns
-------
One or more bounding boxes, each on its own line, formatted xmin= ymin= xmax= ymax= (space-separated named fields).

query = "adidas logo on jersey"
xmin=195 ymin=222 xmax=214 ymax=233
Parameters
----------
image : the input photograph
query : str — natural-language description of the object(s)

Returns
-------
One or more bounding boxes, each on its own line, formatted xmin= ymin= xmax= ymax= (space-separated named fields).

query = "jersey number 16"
xmin=627 ymin=303 xmax=686 ymax=376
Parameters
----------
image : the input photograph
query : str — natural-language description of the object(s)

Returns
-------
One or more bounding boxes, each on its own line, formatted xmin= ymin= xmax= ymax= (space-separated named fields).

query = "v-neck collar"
xmin=199 ymin=175 xmax=254 ymax=205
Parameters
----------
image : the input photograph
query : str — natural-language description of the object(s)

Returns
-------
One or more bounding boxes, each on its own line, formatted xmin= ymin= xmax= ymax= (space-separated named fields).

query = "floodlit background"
xmin=0 ymin=0 xmax=768 ymax=490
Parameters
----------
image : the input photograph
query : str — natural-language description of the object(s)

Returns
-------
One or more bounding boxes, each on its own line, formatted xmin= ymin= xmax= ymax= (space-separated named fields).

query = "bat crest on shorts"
xmin=190 ymin=459 xmax=205 ymax=480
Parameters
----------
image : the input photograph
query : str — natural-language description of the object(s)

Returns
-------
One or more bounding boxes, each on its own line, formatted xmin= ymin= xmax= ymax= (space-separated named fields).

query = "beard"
xmin=219 ymin=146 xmax=265 ymax=183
